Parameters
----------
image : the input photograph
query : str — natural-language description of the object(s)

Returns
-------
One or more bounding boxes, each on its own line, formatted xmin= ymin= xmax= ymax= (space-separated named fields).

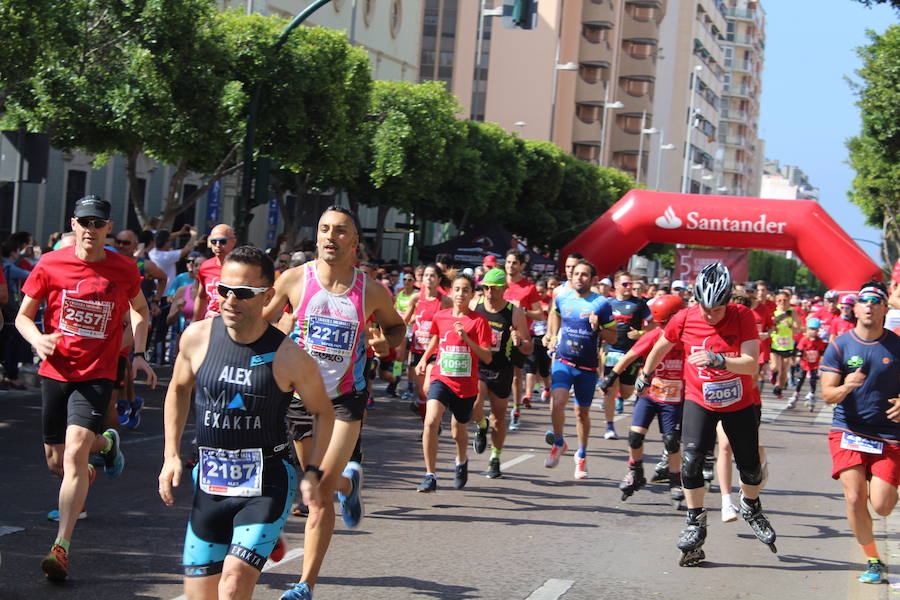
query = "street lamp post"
xmin=549 ymin=61 xmax=579 ymax=143
xmin=597 ymin=83 xmax=623 ymax=166
xmin=681 ymin=64 xmax=703 ymax=194
xmin=635 ymin=110 xmax=657 ymax=185
xmin=653 ymin=130 xmax=675 ymax=190
xmin=472 ymin=1 xmax=503 ymax=121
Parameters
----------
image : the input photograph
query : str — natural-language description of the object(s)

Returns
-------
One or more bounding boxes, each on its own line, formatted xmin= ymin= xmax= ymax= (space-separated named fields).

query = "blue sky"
xmin=758 ymin=0 xmax=897 ymax=265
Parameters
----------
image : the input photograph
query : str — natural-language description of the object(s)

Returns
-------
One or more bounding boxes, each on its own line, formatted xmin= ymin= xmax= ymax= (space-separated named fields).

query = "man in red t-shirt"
xmin=641 ymin=263 xmax=776 ymax=566
xmin=16 ymin=195 xmax=157 ymax=582
xmin=751 ymin=280 xmax=775 ymax=392
xmin=503 ymin=250 xmax=544 ymax=424
xmin=194 ymin=223 xmax=237 ymax=319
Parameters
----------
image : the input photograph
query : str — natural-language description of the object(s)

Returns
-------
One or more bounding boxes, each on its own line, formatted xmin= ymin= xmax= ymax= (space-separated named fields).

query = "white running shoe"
xmin=804 ymin=392 xmax=814 ymax=409
xmin=574 ymin=456 xmax=588 ymax=480
xmin=545 ymin=442 xmax=568 ymax=468
xmin=785 ymin=392 xmax=798 ymax=409
xmin=721 ymin=499 xmax=739 ymax=523
xmin=603 ymin=428 xmax=618 ymax=440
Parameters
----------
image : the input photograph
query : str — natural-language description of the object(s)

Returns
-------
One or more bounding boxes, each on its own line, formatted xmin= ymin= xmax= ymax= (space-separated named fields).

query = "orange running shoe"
xmin=41 ymin=544 xmax=69 ymax=582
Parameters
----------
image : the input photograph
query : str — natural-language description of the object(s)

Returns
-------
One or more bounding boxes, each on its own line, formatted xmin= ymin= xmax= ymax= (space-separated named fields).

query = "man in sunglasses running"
xmin=195 ymin=224 xmax=237 ymax=320
xmin=15 ymin=195 xmax=158 ymax=582
xmin=821 ymin=280 xmax=900 ymax=585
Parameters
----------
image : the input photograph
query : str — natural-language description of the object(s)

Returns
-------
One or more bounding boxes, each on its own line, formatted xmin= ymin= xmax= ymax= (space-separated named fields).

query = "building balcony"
xmin=575 ymin=77 xmax=605 ymax=104
xmin=622 ymin=15 xmax=659 ymax=40
xmin=726 ymin=32 xmax=764 ymax=51
xmin=724 ymin=57 xmax=753 ymax=72
xmin=572 ymin=117 xmax=602 ymax=147
xmin=720 ymin=107 xmax=748 ymax=122
xmin=718 ymin=134 xmax=747 ymax=147
xmin=579 ymin=35 xmax=614 ymax=65
xmin=723 ymin=83 xmax=753 ymax=98
xmin=723 ymin=160 xmax=746 ymax=173
xmin=617 ymin=52 xmax=657 ymax=80
xmin=726 ymin=7 xmax=757 ymax=21
xmin=582 ymin=0 xmax=616 ymax=23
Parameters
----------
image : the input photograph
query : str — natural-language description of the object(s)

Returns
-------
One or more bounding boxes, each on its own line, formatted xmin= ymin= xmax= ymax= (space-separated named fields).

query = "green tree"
xmin=847 ymin=26 xmax=900 ymax=266
xmin=853 ymin=0 xmax=900 ymax=11
xmin=352 ymin=80 xmax=465 ymax=256
xmin=502 ymin=140 xmax=567 ymax=247
xmin=0 ymin=3 xmax=370 ymax=229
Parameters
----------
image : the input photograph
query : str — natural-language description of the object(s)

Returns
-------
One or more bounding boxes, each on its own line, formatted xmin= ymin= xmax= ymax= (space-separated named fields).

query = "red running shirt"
xmin=197 ymin=257 xmax=223 ymax=317
xmin=411 ymin=295 xmax=443 ymax=353
xmin=664 ymin=304 xmax=759 ymax=412
xmin=504 ymin=278 xmax=542 ymax=326
xmin=796 ymin=336 xmax=827 ymax=371
xmin=631 ymin=327 xmax=685 ymax=404
xmin=22 ymin=246 xmax=141 ymax=382
xmin=428 ymin=309 xmax=492 ymax=398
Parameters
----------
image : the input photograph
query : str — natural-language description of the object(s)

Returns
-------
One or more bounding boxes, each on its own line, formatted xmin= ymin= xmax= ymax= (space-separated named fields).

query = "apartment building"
xmin=719 ymin=0 xmax=765 ymax=197
xmin=760 ymin=159 xmax=820 ymax=201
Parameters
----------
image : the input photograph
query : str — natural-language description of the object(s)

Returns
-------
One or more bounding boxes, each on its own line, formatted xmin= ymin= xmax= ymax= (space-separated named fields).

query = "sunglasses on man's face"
xmin=114 ymin=238 xmax=132 ymax=246
xmin=76 ymin=217 xmax=109 ymax=229
xmin=619 ymin=281 xmax=632 ymax=287
xmin=209 ymin=238 xmax=232 ymax=246
xmin=858 ymin=296 xmax=884 ymax=306
xmin=217 ymin=283 xmax=269 ymax=300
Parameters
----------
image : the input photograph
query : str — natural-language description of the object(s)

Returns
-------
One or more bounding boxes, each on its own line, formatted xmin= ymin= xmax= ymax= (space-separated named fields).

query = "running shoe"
xmin=721 ymin=499 xmax=739 ymax=523
xmin=858 ymin=559 xmax=888 ymax=584
xmin=615 ymin=396 xmax=624 ymax=414
xmin=100 ymin=429 xmax=125 ymax=478
xmin=291 ymin=502 xmax=309 ymax=517
xmin=270 ymin=536 xmax=286 ymax=562
xmin=41 ymin=543 xmax=69 ymax=582
xmin=769 ymin=371 xmax=777 ymax=385
xmin=385 ymin=382 xmax=398 ymax=397
xmin=453 ymin=461 xmax=469 ymax=490
xmin=366 ymin=396 xmax=375 ymax=409
xmin=125 ymin=397 xmax=144 ymax=430
xmin=544 ymin=442 xmax=568 ymax=468
xmin=47 ymin=509 xmax=87 ymax=521
xmin=280 ymin=581 xmax=313 ymax=600
xmin=523 ymin=396 xmax=532 ymax=409
xmin=603 ymin=427 xmax=618 ymax=440
xmin=541 ymin=389 xmax=550 ymax=403
xmin=337 ymin=461 xmax=363 ymax=528
xmin=473 ymin=423 xmax=488 ymax=454
xmin=785 ymin=392 xmax=797 ymax=410
xmin=400 ymin=390 xmax=412 ymax=400
xmin=509 ymin=409 xmax=521 ymax=431
xmin=804 ymin=392 xmax=814 ymax=409
xmin=574 ymin=456 xmax=588 ymax=480
xmin=773 ymin=386 xmax=782 ymax=400
xmin=486 ymin=457 xmax=502 ymax=479
xmin=116 ymin=400 xmax=130 ymax=425
xmin=416 ymin=473 xmax=437 ymax=493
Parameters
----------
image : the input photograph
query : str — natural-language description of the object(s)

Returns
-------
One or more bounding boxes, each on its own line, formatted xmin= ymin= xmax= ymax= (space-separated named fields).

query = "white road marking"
xmin=0 ymin=526 xmax=24 ymax=536
xmin=525 ymin=578 xmax=575 ymax=600
xmin=169 ymin=548 xmax=304 ymax=600
xmin=501 ymin=453 xmax=534 ymax=470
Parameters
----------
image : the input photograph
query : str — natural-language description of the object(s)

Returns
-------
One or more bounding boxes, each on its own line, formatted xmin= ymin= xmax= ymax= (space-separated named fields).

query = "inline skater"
xmin=545 ymin=261 xmax=616 ymax=479
xmin=821 ymin=281 xmax=900 ymax=585
xmin=601 ymin=295 xmax=686 ymax=507
xmin=640 ymin=263 xmax=776 ymax=567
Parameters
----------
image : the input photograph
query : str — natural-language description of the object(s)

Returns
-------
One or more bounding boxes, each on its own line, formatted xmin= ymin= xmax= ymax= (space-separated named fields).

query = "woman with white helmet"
xmin=639 ymin=262 xmax=777 ymax=566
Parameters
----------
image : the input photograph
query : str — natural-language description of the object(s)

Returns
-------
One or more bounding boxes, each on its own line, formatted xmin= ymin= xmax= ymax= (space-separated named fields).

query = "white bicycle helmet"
xmin=694 ymin=262 xmax=732 ymax=308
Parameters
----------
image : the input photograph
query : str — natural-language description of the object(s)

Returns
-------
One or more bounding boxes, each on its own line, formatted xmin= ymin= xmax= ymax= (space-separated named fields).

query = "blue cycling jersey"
xmin=554 ymin=292 xmax=614 ymax=368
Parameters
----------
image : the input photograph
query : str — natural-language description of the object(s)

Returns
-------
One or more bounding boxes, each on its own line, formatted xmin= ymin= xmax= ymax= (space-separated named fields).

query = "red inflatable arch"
xmin=560 ymin=190 xmax=882 ymax=290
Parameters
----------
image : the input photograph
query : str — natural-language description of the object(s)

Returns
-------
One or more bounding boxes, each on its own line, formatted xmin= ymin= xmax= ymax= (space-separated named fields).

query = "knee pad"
xmin=663 ymin=431 xmax=681 ymax=454
xmin=681 ymin=448 xmax=705 ymax=488
xmin=739 ymin=464 xmax=763 ymax=486
xmin=627 ymin=430 xmax=645 ymax=449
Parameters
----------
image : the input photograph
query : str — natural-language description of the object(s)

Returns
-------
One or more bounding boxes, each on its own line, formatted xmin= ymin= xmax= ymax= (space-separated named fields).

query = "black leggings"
xmin=681 ymin=401 xmax=761 ymax=490
xmin=794 ymin=369 xmax=818 ymax=394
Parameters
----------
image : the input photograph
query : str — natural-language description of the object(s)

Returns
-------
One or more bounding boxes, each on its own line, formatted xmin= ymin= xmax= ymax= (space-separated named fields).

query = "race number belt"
xmin=650 ymin=377 xmax=683 ymax=404
xmin=199 ymin=447 xmax=263 ymax=497
xmin=701 ymin=378 xmax=742 ymax=408
xmin=532 ymin=320 xmax=547 ymax=336
xmin=839 ymin=432 xmax=883 ymax=455
xmin=59 ymin=291 xmax=112 ymax=339
xmin=557 ymin=357 xmax=596 ymax=373
xmin=307 ymin=314 xmax=357 ymax=357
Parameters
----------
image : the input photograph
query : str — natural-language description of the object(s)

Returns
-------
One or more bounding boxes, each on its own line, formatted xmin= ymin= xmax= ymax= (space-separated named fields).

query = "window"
xmin=620 ymin=76 xmax=654 ymax=98
xmin=576 ymin=104 xmax=600 ymax=123
xmin=64 ymin=169 xmax=87 ymax=228
xmin=616 ymin=113 xmax=650 ymax=134
xmin=612 ymin=151 xmax=639 ymax=171
xmin=622 ymin=39 xmax=656 ymax=59
xmin=578 ymin=64 xmax=607 ymax=84
xmin=573 ymin=144 xmax=599 ymax=163
xmin=390 ymin=0 xmax=402 ymax=37
xmin=625 ymin=3 xmax=659 ymax=22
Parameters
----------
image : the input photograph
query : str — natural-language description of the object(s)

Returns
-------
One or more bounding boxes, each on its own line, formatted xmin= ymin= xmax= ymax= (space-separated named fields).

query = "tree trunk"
xmin=373 ymin=203 xmax=390 ymax=259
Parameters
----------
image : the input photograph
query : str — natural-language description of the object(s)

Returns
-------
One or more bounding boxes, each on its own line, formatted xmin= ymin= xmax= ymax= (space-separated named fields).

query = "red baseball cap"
xmin=483 ymin=255 xmax=497 ymax=267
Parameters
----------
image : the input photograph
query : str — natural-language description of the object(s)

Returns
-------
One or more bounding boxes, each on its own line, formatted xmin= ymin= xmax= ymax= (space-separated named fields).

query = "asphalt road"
xmin=0 ymin=370 xmax=897 ymax=600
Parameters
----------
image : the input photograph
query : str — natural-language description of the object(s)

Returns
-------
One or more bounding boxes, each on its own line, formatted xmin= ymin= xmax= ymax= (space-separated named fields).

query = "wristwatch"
xmin=304 ymin=464 xmax=324 ymax=479
xmin=133 ymin=351 xmax=146 ymax=359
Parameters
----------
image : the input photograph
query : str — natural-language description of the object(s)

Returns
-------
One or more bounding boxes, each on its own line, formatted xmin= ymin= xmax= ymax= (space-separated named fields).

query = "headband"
xmin=858 ymin=286 xmax=888 ymax=301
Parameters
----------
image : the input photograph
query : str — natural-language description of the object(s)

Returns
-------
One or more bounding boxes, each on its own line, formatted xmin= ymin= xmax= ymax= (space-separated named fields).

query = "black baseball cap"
xmin=74 ymin=195 xmax=111 ymax=220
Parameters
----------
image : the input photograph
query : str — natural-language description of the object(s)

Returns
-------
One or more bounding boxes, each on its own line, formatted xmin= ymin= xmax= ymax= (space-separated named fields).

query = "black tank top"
xmin=475 ymin=298 xmax=514 ymax=368
xmin=194 ymin=318 xmax=291 ymax=451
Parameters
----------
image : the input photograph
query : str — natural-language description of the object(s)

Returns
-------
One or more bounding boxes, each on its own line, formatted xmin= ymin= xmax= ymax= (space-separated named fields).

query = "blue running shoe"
xmin=125 ymin=397 xmax=143 ymax=430
xmin=615 ymin=396 xmax=624 ymax=414
xmin=337 ymin=461 xmax=363 ymax=528
xmin=116 ymin=400 xmax=130 ymax=425
xmin=280 ymin=581 xmax=312 ymax=600
xmin=101 ymin=429 xmax=125 ymax=478
xmin=859 ymin=559 xmax=887 ymax=584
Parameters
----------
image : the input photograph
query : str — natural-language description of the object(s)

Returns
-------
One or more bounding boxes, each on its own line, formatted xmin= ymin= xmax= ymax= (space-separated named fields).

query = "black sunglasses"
xmin=209 ymin=238 xmax=232 ymax=245
xmin=76 ymin=217 xmax=109 ymax=229
xmin=114 ymin=238 xmax=131 ymax=245
xmin=216 ymin=283 xmax=269 ymax=300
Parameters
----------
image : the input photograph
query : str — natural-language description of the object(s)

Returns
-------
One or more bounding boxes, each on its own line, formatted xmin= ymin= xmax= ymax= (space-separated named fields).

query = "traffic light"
xmin=511 ymin=0 xmax=536 ymax=29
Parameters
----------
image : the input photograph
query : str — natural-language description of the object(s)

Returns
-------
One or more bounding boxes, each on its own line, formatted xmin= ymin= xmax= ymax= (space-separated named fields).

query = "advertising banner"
xmin=674 ymin=248 xmax=749 ymax=284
